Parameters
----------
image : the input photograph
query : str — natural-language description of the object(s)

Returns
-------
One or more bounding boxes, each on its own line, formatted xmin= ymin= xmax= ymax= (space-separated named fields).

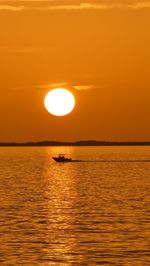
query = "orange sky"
xmin=0 ymin=0 xmax=150 ymax=142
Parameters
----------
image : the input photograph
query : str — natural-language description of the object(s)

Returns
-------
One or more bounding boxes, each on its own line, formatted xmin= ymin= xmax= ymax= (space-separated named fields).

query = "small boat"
xmin=52 ymin=154 xmax=72 ymax=162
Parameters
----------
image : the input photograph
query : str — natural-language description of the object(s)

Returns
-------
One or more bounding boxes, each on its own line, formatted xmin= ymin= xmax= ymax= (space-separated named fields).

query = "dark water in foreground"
xmin=0 ymin=146 xmax=150 ymax=265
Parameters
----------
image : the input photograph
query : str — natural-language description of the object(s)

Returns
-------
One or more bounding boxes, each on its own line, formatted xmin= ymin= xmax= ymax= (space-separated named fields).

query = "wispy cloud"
xmin=42 ymin=82 xmax=96 ymax=91
xmin=41 ymin=82 xmax=69 ymax=89
xmin=0 ymin=0 xmax=55 ymax=1
xmin=39 ymin=2 xmax=150 ymax=10
xmin=0 ymin=1 xmax=150 ymax=11
xmin=42 ymin=3 xmax=108 ymax=10
xmin=74 ymin=85 xmax=94 ymax=90
xmin=0 ymin=46 xmax=54 ymax=53
xmin=0 ymin=5 xmax=24 ymax=10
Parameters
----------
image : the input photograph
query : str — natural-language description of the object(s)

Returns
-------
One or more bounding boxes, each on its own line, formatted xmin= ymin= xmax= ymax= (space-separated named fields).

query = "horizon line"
xmin=1 ymin=140 xmax=150 ymax=146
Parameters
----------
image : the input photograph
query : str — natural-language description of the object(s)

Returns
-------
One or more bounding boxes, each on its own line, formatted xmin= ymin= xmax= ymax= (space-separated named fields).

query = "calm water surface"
xmin=0 ymin=146 xmax=150 ymax=265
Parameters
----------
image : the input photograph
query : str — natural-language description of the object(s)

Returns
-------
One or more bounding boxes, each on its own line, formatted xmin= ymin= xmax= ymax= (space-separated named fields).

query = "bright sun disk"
xmin=44 ymin=88 xmax=75 ymax=116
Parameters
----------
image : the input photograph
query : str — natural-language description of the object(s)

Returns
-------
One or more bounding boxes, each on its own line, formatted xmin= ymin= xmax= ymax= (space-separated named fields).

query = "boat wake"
xmin=71 ymin=159 xmax=150 ymax=163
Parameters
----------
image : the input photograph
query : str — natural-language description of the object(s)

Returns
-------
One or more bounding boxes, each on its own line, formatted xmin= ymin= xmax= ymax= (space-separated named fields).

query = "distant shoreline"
xmin=0 ymin=141 xmax=150 ymax=147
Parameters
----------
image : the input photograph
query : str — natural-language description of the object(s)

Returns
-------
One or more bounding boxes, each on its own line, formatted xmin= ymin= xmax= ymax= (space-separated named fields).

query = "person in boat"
xmin=59 ymin=154 xmax=65 ymax=159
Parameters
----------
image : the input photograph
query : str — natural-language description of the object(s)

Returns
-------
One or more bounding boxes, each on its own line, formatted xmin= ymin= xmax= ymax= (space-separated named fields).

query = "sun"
xmin=44 ymin=88 xmax=75 ymax=116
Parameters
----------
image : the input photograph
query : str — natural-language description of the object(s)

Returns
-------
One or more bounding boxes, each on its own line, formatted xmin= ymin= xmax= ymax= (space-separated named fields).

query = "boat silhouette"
xmin=52 ymin=154 xmax=72 ymax=162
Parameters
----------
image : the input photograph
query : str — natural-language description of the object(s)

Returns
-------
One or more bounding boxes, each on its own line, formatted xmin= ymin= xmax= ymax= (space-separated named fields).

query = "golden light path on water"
xmin=0 ymin=146 xmax=150 ymax=265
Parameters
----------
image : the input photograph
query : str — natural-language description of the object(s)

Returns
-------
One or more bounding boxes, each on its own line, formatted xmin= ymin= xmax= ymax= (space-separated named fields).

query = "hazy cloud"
xmin=132 ymin=1 xmax=150 ymax=8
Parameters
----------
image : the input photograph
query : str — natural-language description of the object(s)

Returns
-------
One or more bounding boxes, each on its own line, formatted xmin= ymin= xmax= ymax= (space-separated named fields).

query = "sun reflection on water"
xmin=42 ymin=147 xmax=85 ymax=264
xmin=0 ymin=146 xmax=150 ymax=265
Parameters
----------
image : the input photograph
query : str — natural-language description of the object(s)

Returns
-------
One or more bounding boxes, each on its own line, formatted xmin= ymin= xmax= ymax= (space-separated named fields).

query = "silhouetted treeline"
xmin=0 ymin=140 xmax=150 ymax=146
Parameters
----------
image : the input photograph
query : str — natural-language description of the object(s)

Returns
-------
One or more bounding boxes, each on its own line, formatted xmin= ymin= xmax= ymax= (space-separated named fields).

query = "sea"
xmin=0 ymin=146 xmax=150 ymax=265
